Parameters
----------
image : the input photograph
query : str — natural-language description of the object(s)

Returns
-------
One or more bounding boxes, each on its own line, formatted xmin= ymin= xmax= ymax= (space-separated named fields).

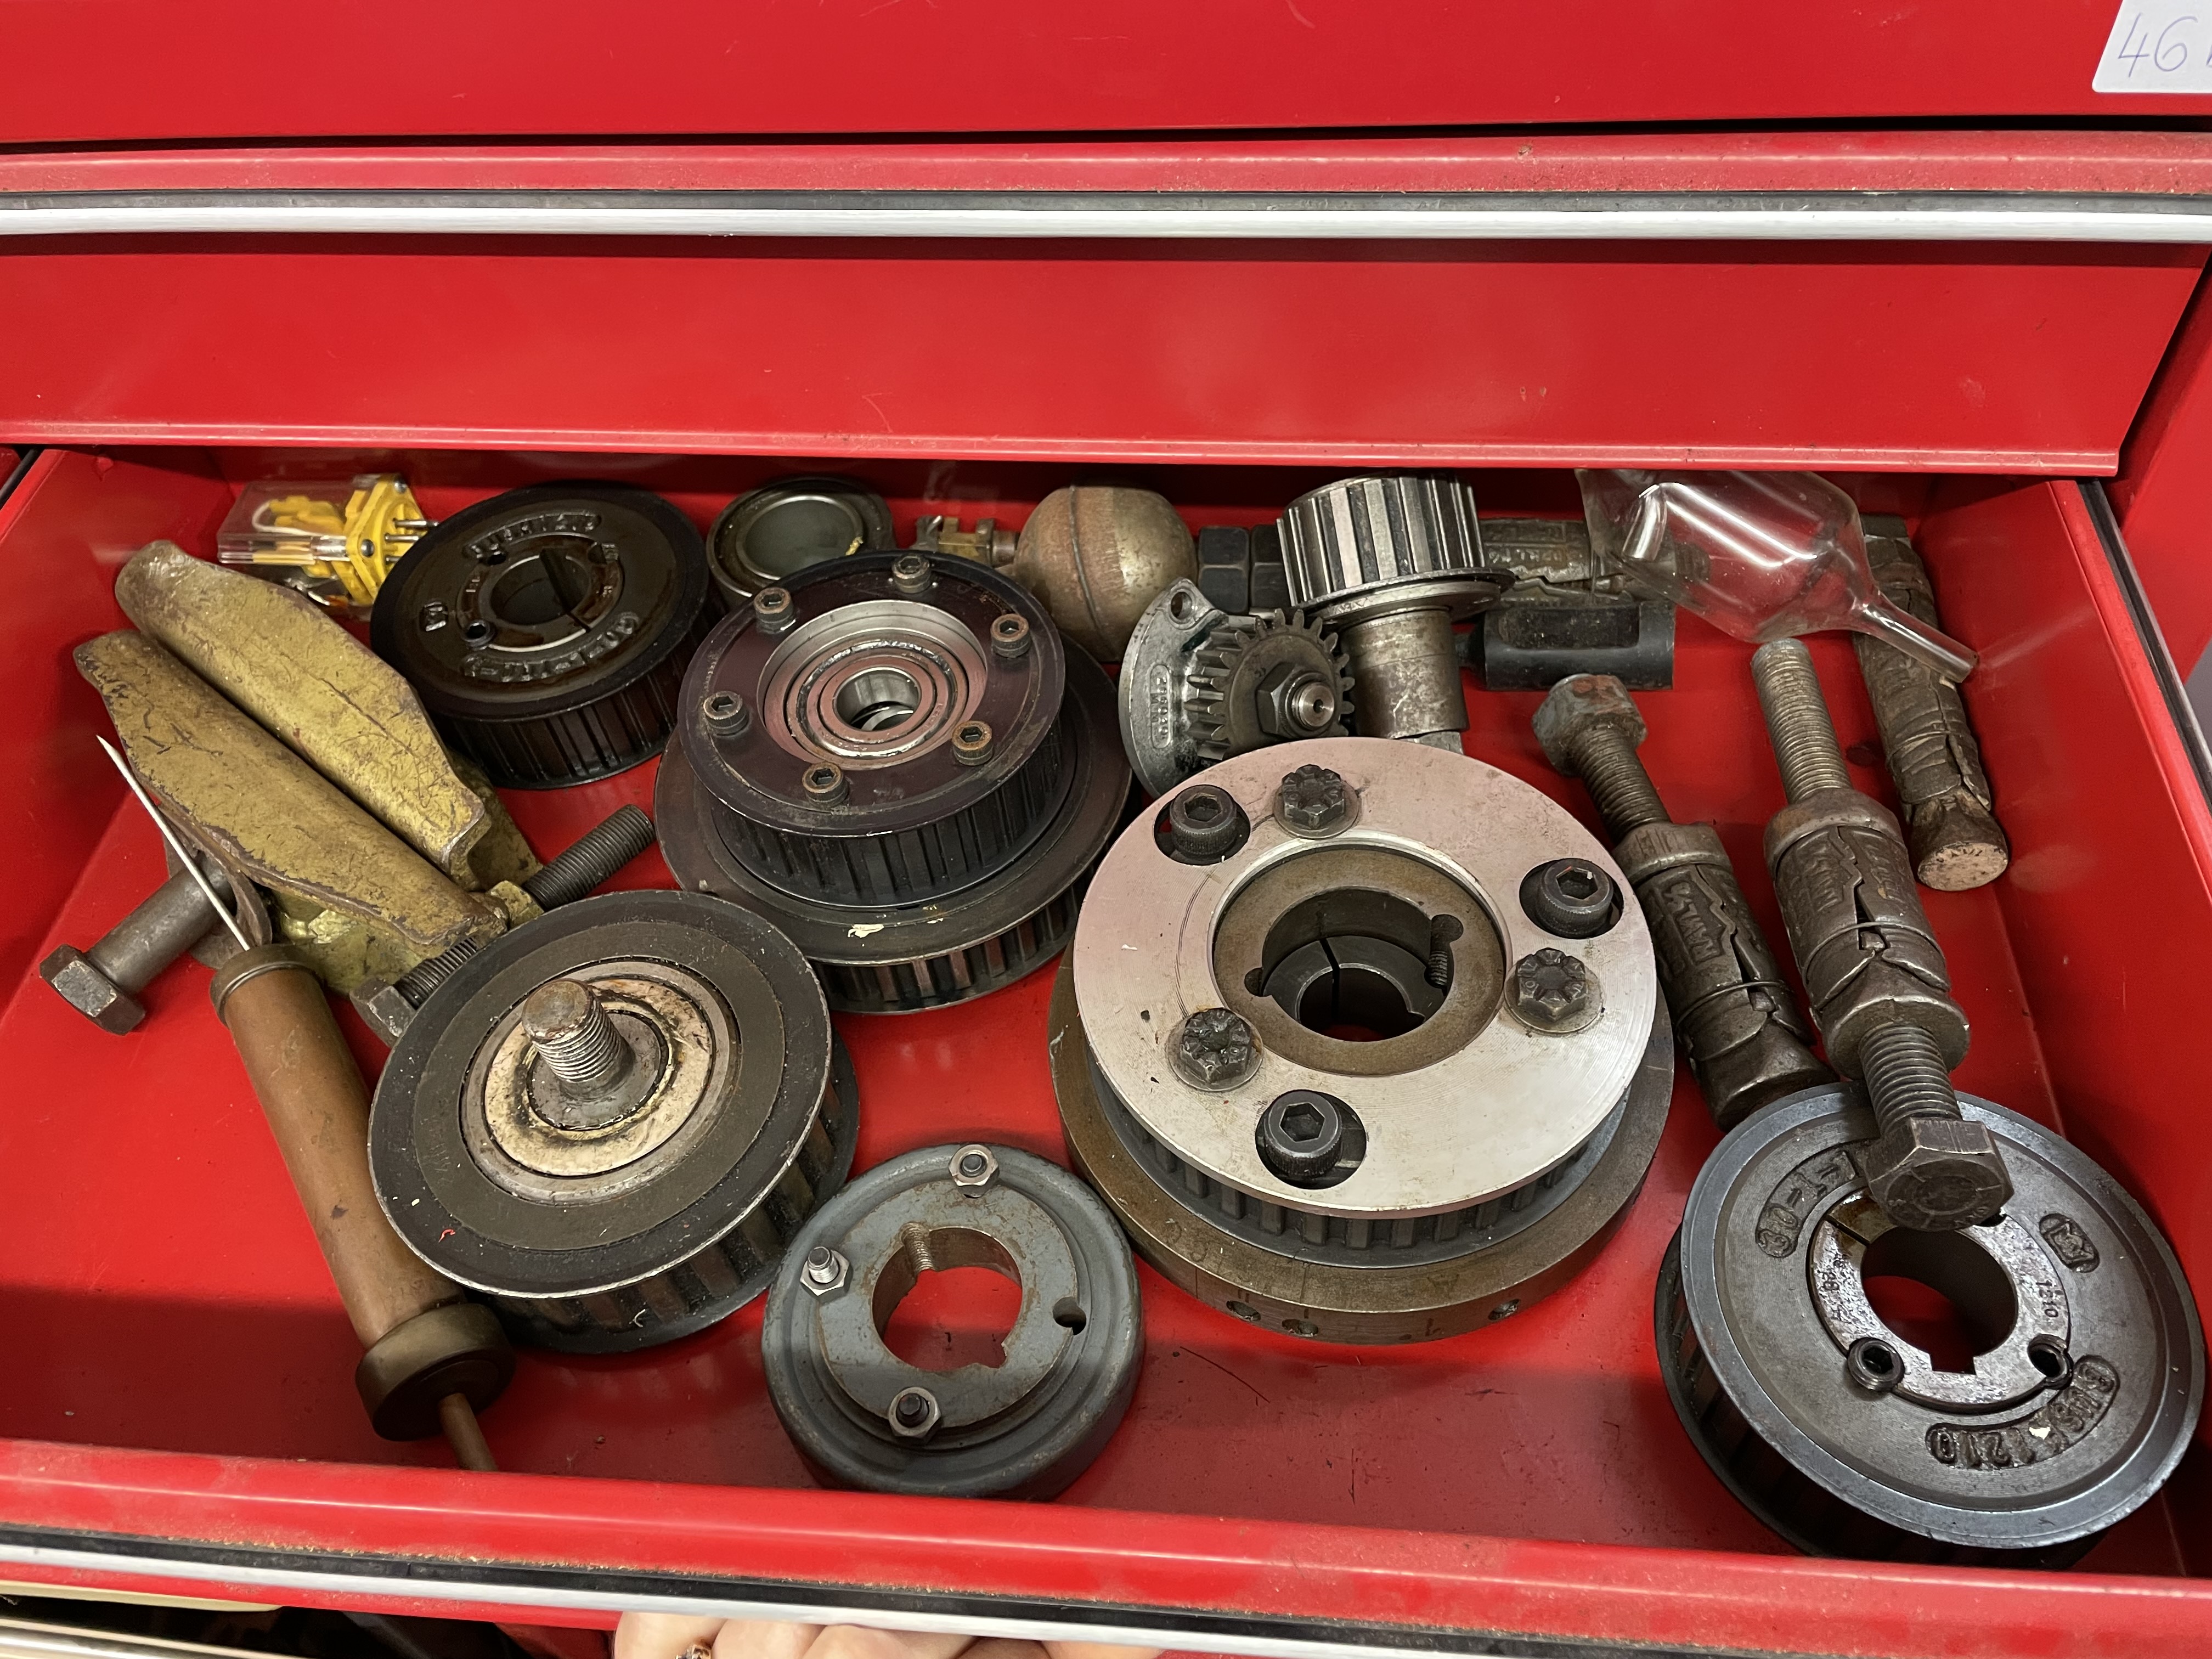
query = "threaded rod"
xmin=1751 ymin=640 xmax=1852 ymax=801
xmin=1566 ymin=726 xmax=1669 ymax=837
xmin=521 ymin=979 xmax=630 ymax=1092
xmin=523 ymin=803 xmax=656 ymax=910
xmin=1859 ymin=1023 xmax=1962 ymax=1132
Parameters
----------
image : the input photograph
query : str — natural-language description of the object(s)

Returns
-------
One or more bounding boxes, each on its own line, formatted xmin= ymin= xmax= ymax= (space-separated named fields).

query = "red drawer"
xmin=3 ymin=136 xmax=2212 ymax=475
xmin=0 ymin=444 xmax=2208 ymax=1656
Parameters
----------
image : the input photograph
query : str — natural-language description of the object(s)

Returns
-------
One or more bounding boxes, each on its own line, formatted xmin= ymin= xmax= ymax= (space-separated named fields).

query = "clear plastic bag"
xmin=1576 ymin=469 xmax=1977 ymax=680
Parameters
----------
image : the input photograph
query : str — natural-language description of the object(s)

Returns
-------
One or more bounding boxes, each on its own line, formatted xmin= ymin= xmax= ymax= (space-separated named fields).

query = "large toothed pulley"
xmin=1055 ymin=736 xmax=1673 ymax=1345
xmin=369 ymin=889 xmax=857 ymax=1352
xmin=1659 ymin=1086 xmax=2204 ymax=1565
xmin=657 ymin=552 xmax=1129 ymax=1013
xmin=373 ymin=483 xmax=717 ymax=787
xmin=761 ymin=1143 xmax=1142 ymax=1498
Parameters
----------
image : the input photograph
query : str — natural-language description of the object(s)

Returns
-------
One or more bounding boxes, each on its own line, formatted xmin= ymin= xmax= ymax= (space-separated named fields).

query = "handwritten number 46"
xmin=2113 ymin=13 xmax=2204 ymax=75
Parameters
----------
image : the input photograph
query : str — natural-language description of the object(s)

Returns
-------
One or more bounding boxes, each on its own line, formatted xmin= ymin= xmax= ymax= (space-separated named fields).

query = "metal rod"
xmin=437 ymin=1392 xmax=498 ymax=1472
xmin=97 ymin=736 xmax=250 ymax=950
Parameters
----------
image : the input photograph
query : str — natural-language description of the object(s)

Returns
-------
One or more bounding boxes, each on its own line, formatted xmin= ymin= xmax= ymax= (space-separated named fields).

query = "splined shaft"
xmin=1533 ymin=674 xmax=1830 ymax=1130
xmin=1750 ymin=641 xmax=2011 ymax=1231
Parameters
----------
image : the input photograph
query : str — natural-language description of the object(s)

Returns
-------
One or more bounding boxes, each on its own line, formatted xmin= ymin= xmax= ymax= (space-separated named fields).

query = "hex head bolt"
xmin=41 ymin=855 xmax=234 ymax=1034
xmin=353 ymin=804 xmax=658 ymax=1042
xmin=1534 ymin=674 xmax=1831 ymax=1129
xmin=1750 ymin=641 xmax=2011 ymax=1230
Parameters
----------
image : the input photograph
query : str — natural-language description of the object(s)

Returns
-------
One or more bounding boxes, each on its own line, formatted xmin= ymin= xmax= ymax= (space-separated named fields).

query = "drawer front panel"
xmin=0 ymin=238 xmax=2197 ymax=470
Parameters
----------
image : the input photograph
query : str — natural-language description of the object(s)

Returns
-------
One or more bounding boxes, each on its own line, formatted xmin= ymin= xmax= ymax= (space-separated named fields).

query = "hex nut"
xmin=801 ymin=1245 xmax=850 ymax=1297
xmin=1278 ymin=764 xmax=1354 ymax=836
xmin=1532 ymin=674 xmax=1648 ymax=776
xmin=1255 ymin=663 xmax=1339 ymax=740
xmin=351 ymin=979 xmax=419 ymax=1046
xmin=887 ymin=1385 xmax=942 ymax=1441
xmin=1512 ymin=947 xmax=1600 ymax=1034
xmin=1857 ymin=1114 xmax=2014 ymax=1232
xmin=948 ymin=1144 xmax=999 ymax=1189
xmin=1170 ymin=1007 xmax=1260 ymax=1090
xmin=38 ymin=945 xmax=145 ymax=1035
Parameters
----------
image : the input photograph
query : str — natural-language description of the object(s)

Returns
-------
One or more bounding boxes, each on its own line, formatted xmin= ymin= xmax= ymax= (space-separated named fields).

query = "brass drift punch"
xmin=99 ymin=738 xmax=512 ymax=1471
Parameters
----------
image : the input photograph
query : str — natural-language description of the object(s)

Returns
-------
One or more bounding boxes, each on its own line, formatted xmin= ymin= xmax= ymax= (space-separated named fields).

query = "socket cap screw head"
xmin=891 ymin=554 xmax=933 ymax=596
xmin=1170 ymin=1007 xmax=1260 ymax=1090
xmin=1278 ymin=764 xmax=1353 ymax=835
xmin=990 ymin=613 xmax=1032 ymax=661
xmin=949 ymin=1144 xmax=998 ymax=1189
xmin=801 ymin=762 xmax=849 ymax=805
xmin=702 ymin=691 xmax=751 ymax=738
xmin=1858 ymin=1116 xmax=2013 ymax=1232
xmin=754 ymin=586 xmax=796 ymax=635
xmin=1511 ymin=948 xmax=1600 ymax=1034
xmin=951 ymin=720 xmax=995 ymax=767
xmin=1532 ymin=674 xmax=1647 ymax=775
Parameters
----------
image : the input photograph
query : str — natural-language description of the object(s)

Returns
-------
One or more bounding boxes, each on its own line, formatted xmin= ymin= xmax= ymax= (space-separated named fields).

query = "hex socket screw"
xmin=40 ymin=856 xmax=235 ymax=1034
xmin=802 ymin=762 xmax=850 ymax=805
xmin=1533 ymin=674 xmax=1830 ymax=1128
xmin=891 ymin=554 xmax=933 ymax=597
xmin=990 ymin=613 xmax=1032 ymax=661
xmin=702 ymin=691 xmax=751 ymax=739
xmin=754 ymin=586 xmax=796 ymax=636
xmin=1750 ymin=640 xmax=2011 ymax=1230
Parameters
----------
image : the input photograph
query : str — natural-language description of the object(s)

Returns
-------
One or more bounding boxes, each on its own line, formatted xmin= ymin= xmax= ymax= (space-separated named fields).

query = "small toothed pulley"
xmin=372 ymin=482 xmax=718 ymax=788
xmin=369 ymin=890 xmax=858 ymax=1352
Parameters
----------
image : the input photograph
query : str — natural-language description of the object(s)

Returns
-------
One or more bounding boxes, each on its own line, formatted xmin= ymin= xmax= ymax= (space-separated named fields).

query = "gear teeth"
xmin=1178 ymin=609 xmax=1351 ymax=766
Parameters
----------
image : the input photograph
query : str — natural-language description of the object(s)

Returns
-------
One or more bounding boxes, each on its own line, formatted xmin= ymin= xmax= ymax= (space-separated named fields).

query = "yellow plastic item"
xmin=237 ymin=474 xmax=429 ymax=614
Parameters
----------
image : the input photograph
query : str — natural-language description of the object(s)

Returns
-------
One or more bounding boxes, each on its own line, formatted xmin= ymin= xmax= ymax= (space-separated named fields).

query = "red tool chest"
xmin=6 ymin=16 xmax=2212 ymax=1652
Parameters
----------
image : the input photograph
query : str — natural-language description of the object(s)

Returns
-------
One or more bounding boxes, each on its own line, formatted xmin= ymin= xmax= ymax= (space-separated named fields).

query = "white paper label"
xmin=2096 ymin=3 xmax=2212 ymax=91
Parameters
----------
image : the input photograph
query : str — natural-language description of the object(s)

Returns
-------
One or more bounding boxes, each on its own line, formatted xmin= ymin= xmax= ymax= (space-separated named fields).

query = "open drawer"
xmin=0 ymin=443 xmax=2207 ymax=1657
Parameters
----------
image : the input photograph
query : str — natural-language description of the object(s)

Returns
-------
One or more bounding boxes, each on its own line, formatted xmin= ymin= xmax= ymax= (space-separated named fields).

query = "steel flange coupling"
xmin=1054 ymin=736 xmax=1673 ymax=1345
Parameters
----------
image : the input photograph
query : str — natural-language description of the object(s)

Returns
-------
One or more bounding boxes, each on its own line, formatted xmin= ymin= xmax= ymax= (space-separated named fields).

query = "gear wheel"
xmin=1184 ymin=610 xmax=1354 ymax=765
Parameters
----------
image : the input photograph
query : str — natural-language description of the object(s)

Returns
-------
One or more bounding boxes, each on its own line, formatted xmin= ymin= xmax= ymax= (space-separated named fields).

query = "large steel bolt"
xmin=1165 ymin=782 xmax=1249 ymax=861
xmin=1534 ymin=674 xmax=1831 ymax=1128
xmin=1277 ymin=764 xmax=1353 ymax=836
xmin=356 ymin=805 xmax=658 ymax=1043
xmin=1255 ymin=663 xmax=1340 ymax=740
xmin=1750 ymin=640 xmax=2011 ymax=1229
xmin=1170 ymin=1006 xmax=1260 ymax=1089
xmin=41 ymin=856 xmax=234 ymax=1035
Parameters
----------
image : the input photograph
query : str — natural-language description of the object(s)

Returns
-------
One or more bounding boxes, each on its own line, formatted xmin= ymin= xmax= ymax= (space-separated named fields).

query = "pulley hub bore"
xmin=370 ymin=890 xmax=857 ymax=1352
xmin=1056 ymin=736 xmax=1673 ymax=1344
xmin=1660 ymin=1086 xmax=2204 ymax=1566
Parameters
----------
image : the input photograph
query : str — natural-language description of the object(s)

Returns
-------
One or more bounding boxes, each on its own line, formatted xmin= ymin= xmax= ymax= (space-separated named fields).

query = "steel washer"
xmin=1661 ymin=1085 xmax=2205 ymax=1564
xmin=761 ymin=1143 xmax=1142 ymax=1499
